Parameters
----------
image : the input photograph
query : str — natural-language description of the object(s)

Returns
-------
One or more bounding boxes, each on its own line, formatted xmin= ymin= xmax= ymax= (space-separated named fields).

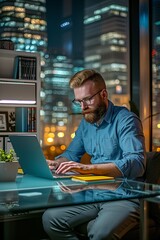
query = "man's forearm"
xmin=88 ymin=163 xmax=122 ymax=177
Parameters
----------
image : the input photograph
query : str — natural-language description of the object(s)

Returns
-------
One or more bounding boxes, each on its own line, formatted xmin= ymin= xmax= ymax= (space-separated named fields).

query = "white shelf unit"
xmin=0 ymin=49 xmax=41 ymax=148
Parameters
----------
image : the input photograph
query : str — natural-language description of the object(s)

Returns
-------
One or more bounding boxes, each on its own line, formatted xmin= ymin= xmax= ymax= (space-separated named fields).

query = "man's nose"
xmin=80 ymin=101 xmax=88 ymax=110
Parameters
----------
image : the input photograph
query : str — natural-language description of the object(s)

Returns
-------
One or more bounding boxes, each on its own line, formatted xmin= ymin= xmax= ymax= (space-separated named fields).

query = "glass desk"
xmin=0 ymin=175 xmax=160 ymax=240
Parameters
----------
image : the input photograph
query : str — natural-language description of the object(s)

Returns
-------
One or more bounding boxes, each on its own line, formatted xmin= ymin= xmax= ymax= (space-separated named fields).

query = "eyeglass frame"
xmin=72 ymin=89 xmax=105 ymax=106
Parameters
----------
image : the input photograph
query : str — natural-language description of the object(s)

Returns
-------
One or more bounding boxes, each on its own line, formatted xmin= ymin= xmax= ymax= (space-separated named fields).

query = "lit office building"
xmin=41 ymin=0 xmax=84 ymax=158
xmin=41 ymin=51 xmax=78 ymax=159
xmin=84 ymin=0 xmax=129 ymax=103
xmin=42 ymin=52 xmax=73 ymax=123
xmin=0 ymin=0 xmax=47 ymax=56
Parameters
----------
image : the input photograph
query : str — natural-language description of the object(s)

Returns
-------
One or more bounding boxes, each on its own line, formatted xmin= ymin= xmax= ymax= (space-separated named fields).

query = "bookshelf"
xmin=0 ymin=49 xmax=41 ymax=151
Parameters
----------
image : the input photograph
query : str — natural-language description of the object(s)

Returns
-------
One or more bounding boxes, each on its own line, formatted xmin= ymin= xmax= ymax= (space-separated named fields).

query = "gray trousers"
xmin=42 ymin=200 xmax=140 ymax=240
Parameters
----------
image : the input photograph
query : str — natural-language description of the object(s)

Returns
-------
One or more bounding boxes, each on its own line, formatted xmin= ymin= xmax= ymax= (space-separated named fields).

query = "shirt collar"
xmin=104 ymin=100 xmax=114 ymax=124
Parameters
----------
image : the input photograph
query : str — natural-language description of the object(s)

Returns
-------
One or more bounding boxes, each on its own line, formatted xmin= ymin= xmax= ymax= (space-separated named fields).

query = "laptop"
xmin=9 ymin=135 xmax=78 ymax=180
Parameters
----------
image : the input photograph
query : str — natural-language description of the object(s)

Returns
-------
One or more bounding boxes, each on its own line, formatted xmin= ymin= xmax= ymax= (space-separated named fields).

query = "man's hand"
xmin=55 ymin=161 xmax=122 ymax=178
xmin=57 ymin=181 xmax=120 ymax=194
xmin=57 ymin=181 xmax=87 ymax=193
xmin=46 ymin=160 xmax=58 ymax=170
xmin=46 ymin=157 xmax=68 ymax=171
xmin=55 ymin=161 xmax=92 ymax=174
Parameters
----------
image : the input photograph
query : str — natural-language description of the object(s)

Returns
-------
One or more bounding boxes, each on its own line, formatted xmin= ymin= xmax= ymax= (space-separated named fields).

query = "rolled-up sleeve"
xmin=113 ymin=112 xmax=146 ymax=178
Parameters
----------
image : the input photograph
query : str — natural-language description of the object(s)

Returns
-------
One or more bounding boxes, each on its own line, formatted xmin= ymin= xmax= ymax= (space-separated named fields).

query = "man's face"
xmin=73 ymin=81 xmax=107 ymax=124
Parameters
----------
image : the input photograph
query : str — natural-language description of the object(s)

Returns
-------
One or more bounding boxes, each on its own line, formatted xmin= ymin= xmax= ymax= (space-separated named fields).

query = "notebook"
xmin=72 ymin=175 xmax=114 ymax=183
xmin=9 ymin=135 xmax=79 ymax=180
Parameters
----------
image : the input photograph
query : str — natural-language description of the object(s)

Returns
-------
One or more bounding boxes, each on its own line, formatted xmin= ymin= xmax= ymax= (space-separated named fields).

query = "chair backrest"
xmin=145 ymin=152 xmax=160 ymax=184
xmin=145 ymin=152 xmax=160 ymax=224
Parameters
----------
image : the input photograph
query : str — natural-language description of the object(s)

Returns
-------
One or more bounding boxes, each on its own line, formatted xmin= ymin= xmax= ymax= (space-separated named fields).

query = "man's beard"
xmin=83 ymin=102 xmax=106 ymax=124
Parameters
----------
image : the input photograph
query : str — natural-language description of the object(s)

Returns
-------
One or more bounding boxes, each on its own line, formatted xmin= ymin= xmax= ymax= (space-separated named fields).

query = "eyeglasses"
xmin=72 ymin=89 xmax=104 ymax=107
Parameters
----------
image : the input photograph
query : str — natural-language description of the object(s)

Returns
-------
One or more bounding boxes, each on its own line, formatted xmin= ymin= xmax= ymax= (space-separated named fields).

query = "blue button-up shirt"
xmin=58 ymin=101 xmax=146 ymax=179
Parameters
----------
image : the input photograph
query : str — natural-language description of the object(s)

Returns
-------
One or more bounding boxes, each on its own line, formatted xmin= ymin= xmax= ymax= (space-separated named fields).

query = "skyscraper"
xmin=0 ymin=0 xmax=47 ymax=56
xmin=41 ymin=51 xmax=74 ymax=157
xmin=84 ymin=0 xmax=129 ymax=99
xmin=46 ymin=0 xmax=84 ymax=62
xmin=41 ymin=0 xmax=84 ymax=158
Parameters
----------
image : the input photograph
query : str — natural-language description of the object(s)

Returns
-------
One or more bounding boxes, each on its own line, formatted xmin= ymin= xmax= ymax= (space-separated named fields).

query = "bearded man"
xmin=42 ymin=69 xmax=146 ymax=240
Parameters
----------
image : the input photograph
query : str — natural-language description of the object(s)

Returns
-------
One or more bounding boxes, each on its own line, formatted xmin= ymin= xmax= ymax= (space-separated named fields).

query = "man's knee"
xmin=42 ymin=209 xmax=52 ymax=232
xmin=42 ymin=209 xmax=59 ymax=230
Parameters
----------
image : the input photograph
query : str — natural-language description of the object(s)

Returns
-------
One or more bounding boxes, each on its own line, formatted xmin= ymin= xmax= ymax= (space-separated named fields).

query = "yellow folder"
xmin=71 ymin=175 xmax=114 ymax=183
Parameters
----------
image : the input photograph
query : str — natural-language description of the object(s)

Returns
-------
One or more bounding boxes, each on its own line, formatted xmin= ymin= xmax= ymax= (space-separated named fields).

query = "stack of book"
xmin=15 ymin=107 xmax=36 ymax=132
xmin=13 ymin=56 xmax=37 ymax=80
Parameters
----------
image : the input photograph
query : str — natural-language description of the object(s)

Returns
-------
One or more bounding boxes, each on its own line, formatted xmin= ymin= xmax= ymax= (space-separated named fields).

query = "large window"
xmin=152 ymin=0 xmax=160 ymax=151
xmin=42 ymin=0 xmax=130 ymax=159
xmin=137 ymin=0 xmax=160 ymax=152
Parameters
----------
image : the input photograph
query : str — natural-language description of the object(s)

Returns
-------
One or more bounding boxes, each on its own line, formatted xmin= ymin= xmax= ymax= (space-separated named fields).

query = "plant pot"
xmin=0 ymin=161 xmax=19 ymax=182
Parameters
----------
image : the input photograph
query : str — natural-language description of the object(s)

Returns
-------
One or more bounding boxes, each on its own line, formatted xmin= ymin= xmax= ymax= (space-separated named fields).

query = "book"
xmin=71 ymin=175 xmax=114 ymax=183
xmin=13 ymin=56 xmax=37 ymax=80
xmin=31 ymin=107 xmax=36 ymax=132
xmin=15 ymin=107 xmax=28 ymax=132
xmin=27 ymin=107 xmax=32 ymax=132
xmin=27 ymin=107 xmax=36 ymax=132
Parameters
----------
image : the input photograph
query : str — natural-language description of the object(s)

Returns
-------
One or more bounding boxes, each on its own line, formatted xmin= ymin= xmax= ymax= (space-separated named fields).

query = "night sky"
xmin=45 ymin=0 xmax=100 ymax=50
xmin=46 ymin=0 xmax=62 ymax=50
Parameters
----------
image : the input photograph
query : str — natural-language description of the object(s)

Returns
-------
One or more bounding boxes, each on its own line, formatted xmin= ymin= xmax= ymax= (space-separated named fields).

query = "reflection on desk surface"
xmin=0 ymin=176 xmax=160 ymax=215
xmin=0 ymin=175 xmax=58 ymax=191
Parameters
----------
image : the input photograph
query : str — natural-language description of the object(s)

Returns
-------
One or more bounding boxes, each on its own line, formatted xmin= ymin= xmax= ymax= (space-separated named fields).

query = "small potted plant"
xmin=0 ymin=149 xmax=19 ymax=182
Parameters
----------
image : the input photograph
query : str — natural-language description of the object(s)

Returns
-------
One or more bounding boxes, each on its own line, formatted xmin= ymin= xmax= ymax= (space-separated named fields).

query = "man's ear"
xmin=101 ymin=89 xmax=108 ymax=99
